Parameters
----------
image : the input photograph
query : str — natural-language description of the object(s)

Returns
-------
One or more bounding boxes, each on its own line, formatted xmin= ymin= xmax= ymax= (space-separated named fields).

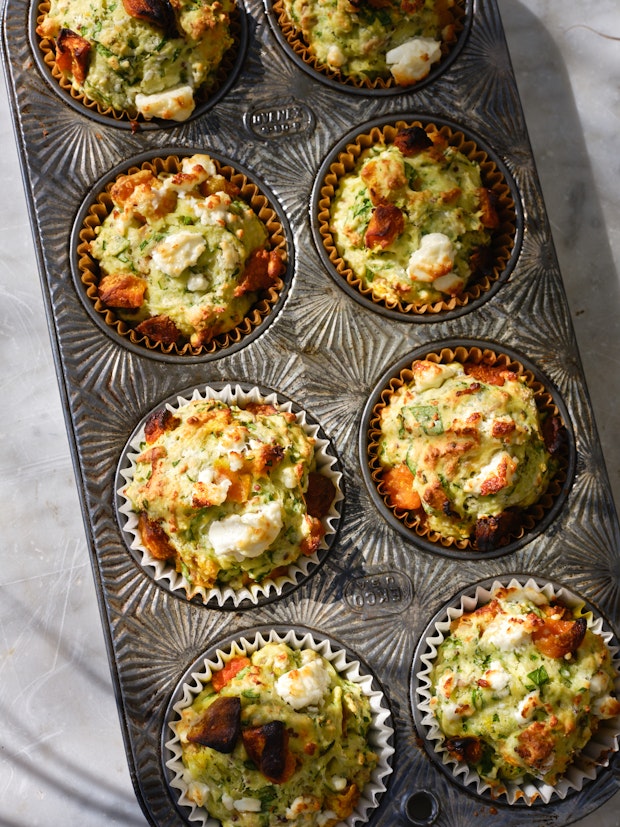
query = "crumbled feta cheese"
xmin=151 ymin=230 xmax=206 ymax=278
xmin=233 ymin=797 xmax=262 ymax=813
xmin=589 ymin=671 xmax=609 ymax=697
xmin=330 ymin=776 xmax=347 ymax=791
xmin=221 ymin=793 xmax=235 ymax=811
xmin=386 ymin=37 xmax=442 ymax=85
xmin=275 ymin=656 xmax=331 ymax=709
xmin=196 ymin=192 xmax=233 ymax=227
xmin=181 ymin=154 xmax=216 ymax=178
xmin=412 ymin=359 xmax=462 ymax=392
xmin=515 ymin=690 xmax=540 ymax=723
xmin=196 ymin=467 xmax=232 ymax=504
xmin=281 ymin=465 xmax=300 ymax=489
xmin=208 ymin=501 xmax=283 ymax=562
xmin=186 ymin=273 xmax=210 ymax=292
xmin=433 ymin=272 xmax=465 ymax=295
xmin=317 ymin=812 xmax=338 ymax=827
xmin=326 ymin=44 xmax=346 ymax=67
xmin=482 ymin=661 xmax=511 ymax=694
xmin=186 ymin=780 xmax=211 ymax=807
xmin=481 ymin=614 xmax=532 ymax=651
xmin=135 ymin=85 xmax=195 ymax=122
xmin=407 ymin=232 xmax=455 ymax=283
xmin=285 ymin=795 xmax=321 ymax=819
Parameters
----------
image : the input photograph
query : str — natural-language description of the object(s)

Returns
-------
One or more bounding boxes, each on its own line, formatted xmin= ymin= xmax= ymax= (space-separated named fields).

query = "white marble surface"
xmin=1 ymin=1 xmax=619 ymax=825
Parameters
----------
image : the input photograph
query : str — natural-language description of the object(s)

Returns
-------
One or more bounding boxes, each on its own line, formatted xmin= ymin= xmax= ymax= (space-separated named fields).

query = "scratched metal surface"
xmin=2 ymin=0 xmax=620 ymax=824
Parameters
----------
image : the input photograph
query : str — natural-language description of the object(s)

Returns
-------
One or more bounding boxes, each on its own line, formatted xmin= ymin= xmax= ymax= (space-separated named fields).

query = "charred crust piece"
xmin=97 ymin=273 xmax=147 ymax=308
xmin=445 ymin=736 xmax=484 ymax=765
xmin=55 ymin=28 xmax=91 ymax=84
xmin=532 ymin=616 xmax=587 ymax=659
xmin=187 ymin=696 xmax=241 ymax=753
xmin=304 ymin=472 xmax=336 ymax=519
xmin=462 ymin=362 xmax=512 ymax=386
xmin=364 ymin=203 xmax=405 ymax=249
xmin=137 ymin=512 xmax=176 ymax=559
xmin=469 ymin=245 xmax=494 ymax=276
xmin=135 ymin=314 xmax=181 ymax=344
xmin=242 ymin=721 xmax=295 ymax=784
xmin=234 ymin=249 xmax=285 ymax=297
xmin=542 ymin=414 xmax=566 ymax=456
xmin=473 ymin=509 xmax=521 ymax=551
xmin=144 ymin=407 xmax=181 ymax=443
xmin=121 ymin=0 xmax=178 ymax=36
xmin=476 ymin=187 xmax=500 ymax=229
xmin=393 ymin=126 xmax=433 ymax=156
xmin=300 ymin=516 xmax=325 ymax=556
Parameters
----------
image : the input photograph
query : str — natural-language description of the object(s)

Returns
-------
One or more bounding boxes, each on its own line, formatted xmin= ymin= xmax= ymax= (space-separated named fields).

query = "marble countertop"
xmin=1 ymin=0 xmax=619 ymax=824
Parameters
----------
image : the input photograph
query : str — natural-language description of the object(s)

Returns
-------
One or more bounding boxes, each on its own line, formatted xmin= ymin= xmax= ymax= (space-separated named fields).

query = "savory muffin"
xmin=427 ymin=584 xmax=620 ymax=791
xmin=276 ymin=0 xmax=462 ymax=87
xmin=36 ymin=0 xmax=236 ymax=120
xmin=87 ymin=154 xmax=286 ymax=350
xmin=173 ymin=640 xmax=380 ymax=827
xmin=121 ymin=395 xmax=337 ymax=594
xmin=376 ymin=358 xmax=564 ymax=549
xmin=329 ymin=124 xmax=501 ymax=308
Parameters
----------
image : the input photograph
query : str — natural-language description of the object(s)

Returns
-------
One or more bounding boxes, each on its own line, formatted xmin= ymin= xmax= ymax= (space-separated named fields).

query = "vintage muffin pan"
xmin=3 ymin=0 xmax=620 ymax=824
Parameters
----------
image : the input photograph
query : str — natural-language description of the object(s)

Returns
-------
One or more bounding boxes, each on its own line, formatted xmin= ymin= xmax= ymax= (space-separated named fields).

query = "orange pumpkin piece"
xmin=211 ymin=656 xmax=251 ymax=692
xmin=382 ymin=464 xmax=422 ymax=511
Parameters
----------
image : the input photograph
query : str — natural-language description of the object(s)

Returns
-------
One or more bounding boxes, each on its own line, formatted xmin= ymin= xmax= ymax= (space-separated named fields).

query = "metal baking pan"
xmin=3 ymin=0 xmax=620 ymax=823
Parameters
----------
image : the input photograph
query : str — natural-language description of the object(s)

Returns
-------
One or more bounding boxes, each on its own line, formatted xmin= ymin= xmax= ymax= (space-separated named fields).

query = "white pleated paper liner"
xmin=116 ymin=383 xmax=343 ymax=607
xmin=413 ymin=576 xmax=620 ymax=806
xmin=163 ymin=627 xmax=395 ymax=827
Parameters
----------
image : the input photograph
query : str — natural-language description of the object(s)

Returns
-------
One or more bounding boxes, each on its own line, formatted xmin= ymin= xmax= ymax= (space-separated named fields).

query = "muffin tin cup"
xmin=71 ymin=148 xmax=293 ymax=362
xmin=264 ymin=0 xmax=471 ymax=96
xmin=31 ymin=0 xmax=248 ymax=128
xmin=360 ymin=339 xmax=576 ymax=559
xmin=311 ymin=114 xmax=522 ymax=321
xmin=411 ymin=575 xmax=620 ymax=806
xmin=116 ymin=382 xmax=344 ymax=608
xmin=163 ymin=625 xmax=395 ymax=826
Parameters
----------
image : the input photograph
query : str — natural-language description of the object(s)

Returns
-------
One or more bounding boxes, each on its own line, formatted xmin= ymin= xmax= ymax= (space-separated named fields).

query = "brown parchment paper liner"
xmin=164 ymin=628 xmax=394 ymax=826
xmin=367 ymin=345 xmax=569 ymax=551
xmin=117 ymin=384 xmax=343 ymax=606
xmin=77 ymin=155 xmax=287 ymax=357
xmin=271 ymin=0 xmax=466 ymax=91
xmin=317 ymin=120 xmax=516 ymax=316
xmin=35 ymin=0 xmax=241 ymax=123
xmin=414 ymin=577 xmax=620 ymax=805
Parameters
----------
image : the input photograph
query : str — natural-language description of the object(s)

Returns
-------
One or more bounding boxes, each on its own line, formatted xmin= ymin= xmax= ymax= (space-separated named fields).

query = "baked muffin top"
xmin=378 ymin=360 xmax=560 ymax=548
xmin=329 ymin=126 xmax=498 ymax=307
xmin=175 ymin=641 xmax=378 ymax=827
xmin=428 ymin=584 xmax=620 ymax=788
xmin=279 ymin=0 xmax=460 ymax=85
xmin=37 ymin=0 xmax=236 ymax=120
xmin=122 ymin=396 xmax=336 ymax=592
xmin=89 ymin=154 xmax=285 ymax=349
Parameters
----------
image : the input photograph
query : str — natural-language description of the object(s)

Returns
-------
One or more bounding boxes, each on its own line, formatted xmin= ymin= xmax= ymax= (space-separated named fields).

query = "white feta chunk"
xmin=407 ymin=232 xmax=455 ymax=283
xmin=151 ymin=230 xmax=206 ymax=278
xmin=233 ymin=797 xmax=262 ymax=813
xmin=208 ymin=501 xmax=283 ymax=562
xmin=386 ymin=37 xmax=442 ymax=85
xmin=462 ymin=450 xmax=518 ymax=495
xmin=135 ymin=85 xmax=195 ymax=122
xmin=275 ymin=655 xmax=331 ymax=710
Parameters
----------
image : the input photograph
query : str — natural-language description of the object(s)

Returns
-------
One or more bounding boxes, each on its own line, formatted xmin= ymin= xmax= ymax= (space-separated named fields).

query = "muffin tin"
xmin=3 ymin=0 xmax=620 ymax=824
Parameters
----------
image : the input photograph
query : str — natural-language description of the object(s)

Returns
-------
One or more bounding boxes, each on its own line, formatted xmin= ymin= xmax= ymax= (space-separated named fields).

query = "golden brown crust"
xmin=55 ymin=28 xmax=91 ymax=84
xmin=144 ymin=408 xmax=181 ymax=444
xmin=97 ymin=273 xmax=147 ymax=308
xmin=135 ymin=314 xmax=182 ymax=344
xmin=364 ymin=203 xmax=405 ymax=250
xmin=304 ymin=472 xmax=336 ymax=519
xmin=137 ymin=512 xmax=177 ymax=559
xmin=532 ymin=616 xmax=587 ymax=659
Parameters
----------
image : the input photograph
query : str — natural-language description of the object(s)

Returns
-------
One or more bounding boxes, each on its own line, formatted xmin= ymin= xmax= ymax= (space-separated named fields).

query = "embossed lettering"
xmin=245 ymin=102 xmax=315 ymax=139
xmin=343 ymin=571 xmax=413 ymax=616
